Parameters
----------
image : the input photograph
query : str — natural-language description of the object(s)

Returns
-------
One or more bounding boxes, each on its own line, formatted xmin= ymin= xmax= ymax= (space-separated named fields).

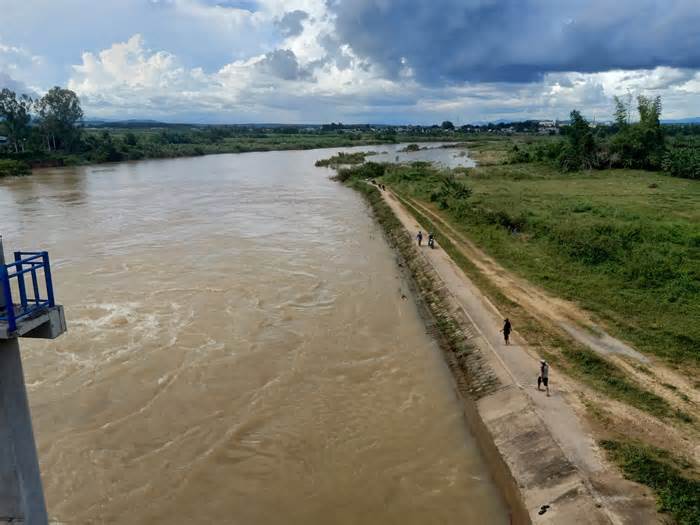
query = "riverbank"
xmin=332 ymin=146 xmax=700 ymax=522
xmin=385 ymin=186 xmax=700 ymax=524
xmin=0 ymin=130 xmax=468 ymax=175
xmin=346 ymin=180 xmax=661 ymax=523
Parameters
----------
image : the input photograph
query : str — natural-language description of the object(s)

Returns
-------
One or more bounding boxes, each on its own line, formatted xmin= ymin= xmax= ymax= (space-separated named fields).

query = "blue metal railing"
xmin=0 ymin=251 xmax=55 ymax=334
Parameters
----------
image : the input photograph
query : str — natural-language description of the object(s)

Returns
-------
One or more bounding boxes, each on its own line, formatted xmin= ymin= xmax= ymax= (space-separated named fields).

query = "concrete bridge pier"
xmin=0 ymin=237 xmax=66 ymax=524
xmin=0 ymin=337 xmax=49 ymax=524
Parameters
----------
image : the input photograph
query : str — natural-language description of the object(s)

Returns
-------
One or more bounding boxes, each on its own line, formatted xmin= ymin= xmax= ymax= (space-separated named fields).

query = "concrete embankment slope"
xmin=370 ymin=187 xmax=658 ymax=524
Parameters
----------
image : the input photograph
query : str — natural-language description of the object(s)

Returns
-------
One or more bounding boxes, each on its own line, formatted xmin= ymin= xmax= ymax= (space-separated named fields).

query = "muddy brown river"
xmin=0 ymin=147 xmax=508 ymax=524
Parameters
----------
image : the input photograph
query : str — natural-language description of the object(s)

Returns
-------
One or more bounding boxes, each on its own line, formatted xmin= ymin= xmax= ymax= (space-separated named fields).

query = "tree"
xmin=36 ymin=87 xmax=84 ymax=151
xmin=559 ymin=110 xmax=597 ymax=171
xmin=613 ymin=94 xmax=631 ymax=129
xmin=124 ymin=132 xmax=138 ymax=146
xmin=636 ymin=95 xmax=665 ymax=168
xmin=441 ymin=120 xmax=455 ymax=130
xmin=610 ymin=95 xmax=665 ymax=169
xmin=0 ymin=89 xmax=33 ymax=153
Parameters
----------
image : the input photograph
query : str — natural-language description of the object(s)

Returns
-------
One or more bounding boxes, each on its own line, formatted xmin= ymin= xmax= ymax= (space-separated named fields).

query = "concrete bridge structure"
xmin=0 ymin=237 xmax=66 ymax=524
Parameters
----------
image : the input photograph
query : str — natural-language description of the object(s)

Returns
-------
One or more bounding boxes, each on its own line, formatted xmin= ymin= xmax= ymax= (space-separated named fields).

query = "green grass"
xmin=390 ymin=186 xmax=687 ymax=422
xmin=337 ymin=156 xmax=699 ymax=521
xmin=601 ymin=440 xmax=700 ymax=525
xmin=382 ymin=158 xmax=700 ymax=368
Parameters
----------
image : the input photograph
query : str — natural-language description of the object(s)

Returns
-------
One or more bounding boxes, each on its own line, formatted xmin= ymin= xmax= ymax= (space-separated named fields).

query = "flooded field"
xmin=0 ymin=147 xmax=507 ymax=524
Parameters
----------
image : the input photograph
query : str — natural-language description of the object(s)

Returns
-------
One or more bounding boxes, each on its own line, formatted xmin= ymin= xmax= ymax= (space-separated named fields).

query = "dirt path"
xmin=379 ymin=188 xmax=666 ymax=523
xmin=401 ymin=194 xmax=700 ymax=416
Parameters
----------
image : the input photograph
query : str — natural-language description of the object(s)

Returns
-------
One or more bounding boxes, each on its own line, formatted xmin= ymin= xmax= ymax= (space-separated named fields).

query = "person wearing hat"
xmin=538 ymin=359 xmax=550 ymax=396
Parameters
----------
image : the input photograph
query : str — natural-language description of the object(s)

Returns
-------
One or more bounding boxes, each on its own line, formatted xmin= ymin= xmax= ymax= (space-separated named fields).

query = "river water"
xmin=0 ymin=147 xmax=507 ymax=524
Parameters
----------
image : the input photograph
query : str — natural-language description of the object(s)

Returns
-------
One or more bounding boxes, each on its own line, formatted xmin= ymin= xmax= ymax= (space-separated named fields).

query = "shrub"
xmin=662 ymin=140 xmax=700 ymax=180
xmin=334 ymin=161 xmax=387 ymax=182
xmin=507 ymin=144 xmax=532 ymax=164
xmin=0 ymin=159 xmax=31 ymax=176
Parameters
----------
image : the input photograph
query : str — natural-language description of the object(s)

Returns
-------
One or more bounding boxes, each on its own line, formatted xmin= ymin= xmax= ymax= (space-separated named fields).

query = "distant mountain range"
xmin=81 ymin=117 xmax=700 ymax=128
xmin=661 ymin=117 xmax=700 ymax=124
xmin=82 ymin=118 xmax=323 ymax=129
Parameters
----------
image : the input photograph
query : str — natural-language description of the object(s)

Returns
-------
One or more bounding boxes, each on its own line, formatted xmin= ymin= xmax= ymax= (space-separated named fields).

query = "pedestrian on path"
xmin=538 ymin=359 xmax=550 ymax=396
xmin=417 ymin=230 xmax=423 ymax=246
xmin=500 ymin=318 xmax=512 ymax=345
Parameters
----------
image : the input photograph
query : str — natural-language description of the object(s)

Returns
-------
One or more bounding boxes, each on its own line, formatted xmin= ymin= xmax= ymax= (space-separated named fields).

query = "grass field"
xmin=382 ymin=147 xmax=700 ymax=369
xmin=329 ymin=140 xmax=700 ymax=523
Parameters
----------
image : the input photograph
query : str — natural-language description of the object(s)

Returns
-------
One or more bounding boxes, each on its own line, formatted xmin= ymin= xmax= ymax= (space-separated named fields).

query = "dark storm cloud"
xmin=276 ymin=10 xmax=309 ymax=37
xmin=257 ymin=49 xmax=309 ymax=80
xmin=327 ymin=0 xmax=700 ymax=84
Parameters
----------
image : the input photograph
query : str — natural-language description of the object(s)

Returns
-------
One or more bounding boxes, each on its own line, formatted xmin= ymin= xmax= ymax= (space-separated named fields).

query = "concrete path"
xmin=406 ymin=196 xmax=651 ymax=365
xmin=380 ymin=188 xmax=660 ymax=524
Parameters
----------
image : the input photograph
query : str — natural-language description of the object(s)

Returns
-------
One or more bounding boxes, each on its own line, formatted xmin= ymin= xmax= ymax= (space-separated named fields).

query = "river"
xmin=0 ymin=146 xmax=507 ymax=524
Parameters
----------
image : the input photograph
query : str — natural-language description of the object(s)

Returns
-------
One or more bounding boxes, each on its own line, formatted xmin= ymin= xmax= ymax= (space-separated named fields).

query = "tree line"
xmin=510 ymin=96 xmax=700 ymax=179
xmin=0 ymin=87 xmax=84 ymax=154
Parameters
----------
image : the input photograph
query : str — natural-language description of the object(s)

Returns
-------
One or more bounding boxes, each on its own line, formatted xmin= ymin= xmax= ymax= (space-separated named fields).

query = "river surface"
xmin=0 ymin=147 xmax=507 ymax=524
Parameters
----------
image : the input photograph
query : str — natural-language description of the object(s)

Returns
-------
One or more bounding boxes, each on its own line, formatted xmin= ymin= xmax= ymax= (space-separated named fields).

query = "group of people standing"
xmin=501 ymin=318 xmax=550 ymax=396
xmin=416 ymin=230 xmax=435 ymax=249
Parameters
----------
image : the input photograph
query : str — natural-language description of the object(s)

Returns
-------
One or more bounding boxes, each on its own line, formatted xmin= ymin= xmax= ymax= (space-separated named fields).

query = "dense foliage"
xmin=506 ymin=96 xmax=699 ymax=179
xmin=0 ymin=86 xmax=83 ymax=156
xmin=662 ymin=137 xmax=700 ymax=180
xmin=0 ymin=159 xmax=30 ymax=177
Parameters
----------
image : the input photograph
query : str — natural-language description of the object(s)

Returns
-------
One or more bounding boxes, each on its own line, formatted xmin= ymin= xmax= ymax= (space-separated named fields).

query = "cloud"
xmin=275 ymin=10 xmax=309 ymax=37
xmin=257 ymin=49 xmax=309 ymax=80
xmin=0 ymin=39 xmax=45 ymax=93
xmin=3 ymin=0 xmax=700 ymax=122
xmin=0 ymin=72 xmax=36 ymax=96
xmin=328 ymin=0 xmax=700 ymax=84
xmin=0 ymin=0 xmax=276 ymax=79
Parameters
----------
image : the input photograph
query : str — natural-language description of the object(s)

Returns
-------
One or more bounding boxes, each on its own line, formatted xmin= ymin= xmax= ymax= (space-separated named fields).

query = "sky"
xmin=1 ymin=0 xmax=700 ymax=124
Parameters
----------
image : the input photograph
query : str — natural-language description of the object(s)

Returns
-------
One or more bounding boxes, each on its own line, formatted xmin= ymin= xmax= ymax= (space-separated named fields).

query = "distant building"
xmin=0 ymin=136 xmax=8 ymax=145
xmin=537 ymin=120 xmax=559 ymax=135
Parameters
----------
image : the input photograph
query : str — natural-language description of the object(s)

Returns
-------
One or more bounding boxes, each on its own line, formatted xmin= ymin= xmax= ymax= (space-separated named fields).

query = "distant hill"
xmin=662 ymin=117 xmax=700 ymax=124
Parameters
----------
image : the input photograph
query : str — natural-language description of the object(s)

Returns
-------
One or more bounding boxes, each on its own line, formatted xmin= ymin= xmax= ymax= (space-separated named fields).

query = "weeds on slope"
xmin=601 ymin=440 xmax=700 ymax=525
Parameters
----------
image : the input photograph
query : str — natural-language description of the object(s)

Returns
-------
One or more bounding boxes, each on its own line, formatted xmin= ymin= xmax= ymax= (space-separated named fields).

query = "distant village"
xmin=311 ymin=119 xmax=593 ymax=135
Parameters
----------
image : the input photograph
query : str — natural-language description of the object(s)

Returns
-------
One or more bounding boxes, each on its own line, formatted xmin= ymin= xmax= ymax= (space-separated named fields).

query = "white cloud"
xmin=3 ymin=0 xmax=700 ymax=122
xmin=0 ymin=38 xmax=44 ymax=93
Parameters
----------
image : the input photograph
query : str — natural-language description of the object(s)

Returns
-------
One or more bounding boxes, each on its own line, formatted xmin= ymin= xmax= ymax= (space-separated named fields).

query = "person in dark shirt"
xmin=538 ymin=359 xmax=550 ymax=396
xmin=416 ymin=230 xmax=423 ymax=246
xmin=501 ymin=318 xmax=512 ymax=345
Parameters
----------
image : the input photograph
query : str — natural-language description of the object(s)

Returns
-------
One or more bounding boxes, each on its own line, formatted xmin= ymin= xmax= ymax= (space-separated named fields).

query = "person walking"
xmin=416 ymin=230 xmax=423 ymax=246
xmin=538 ymin=359 xmax=550 ymax=396
xmin=501 ymin=318 xmax=512 ymax=345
